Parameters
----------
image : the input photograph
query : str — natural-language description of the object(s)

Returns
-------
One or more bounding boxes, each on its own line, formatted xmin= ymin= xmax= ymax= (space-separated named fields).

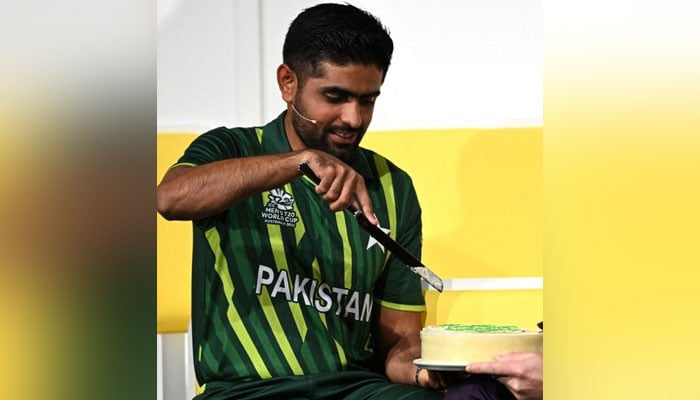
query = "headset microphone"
xmin=291 ymin=103 xmax=317 ymax=124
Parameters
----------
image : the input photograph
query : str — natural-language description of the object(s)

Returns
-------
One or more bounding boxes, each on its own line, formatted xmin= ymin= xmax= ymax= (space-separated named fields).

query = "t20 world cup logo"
xmin=262 ymin=187 xmax=299 ymax=227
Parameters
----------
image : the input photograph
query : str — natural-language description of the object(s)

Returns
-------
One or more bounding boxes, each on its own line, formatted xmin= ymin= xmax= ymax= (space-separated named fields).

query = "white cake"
xmin=420 ymin=324 xmax=542 ymax=363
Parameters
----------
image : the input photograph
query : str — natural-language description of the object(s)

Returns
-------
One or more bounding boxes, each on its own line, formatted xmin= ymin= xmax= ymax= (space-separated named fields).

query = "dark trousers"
xmin=196 ymin=370 xmax=443 ymax=400
xmin=444 ymin=375 xmax=516 ymax=400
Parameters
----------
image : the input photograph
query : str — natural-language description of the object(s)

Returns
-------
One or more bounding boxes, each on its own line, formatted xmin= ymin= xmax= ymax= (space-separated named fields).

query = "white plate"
xmin=413 ymin=359 xmax=467 ymax=372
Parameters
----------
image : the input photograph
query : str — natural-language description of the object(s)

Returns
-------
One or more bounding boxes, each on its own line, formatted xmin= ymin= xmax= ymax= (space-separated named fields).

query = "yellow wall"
xmin=422 ymin=290 xmax=542 ymax=330
xmin=157 ymin=128 xmax=542 ymax=333
xmin=361 ymin=128 xmax=542 ymax=279
xmin=157 ymin=134 xmax=197 ymax=333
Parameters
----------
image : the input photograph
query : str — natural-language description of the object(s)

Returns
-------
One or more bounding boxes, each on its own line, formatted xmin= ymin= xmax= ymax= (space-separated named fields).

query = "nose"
xmin=340 ymin=101 xmax=363 ymax=129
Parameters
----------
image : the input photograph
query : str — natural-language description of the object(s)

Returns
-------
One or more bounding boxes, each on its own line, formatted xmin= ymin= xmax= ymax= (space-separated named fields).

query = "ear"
xmin=277 ymin=64 xmax=297 ymax=104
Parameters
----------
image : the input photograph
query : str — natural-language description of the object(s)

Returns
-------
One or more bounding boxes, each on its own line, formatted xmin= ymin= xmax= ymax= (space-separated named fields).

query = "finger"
xmin=418 ymin=368 xmax=430 ymax=388
xmin=315 ymin=173 xmax=331 ymax=196
xmin=465 ymin=361 xmax=515 ymax=376
xmin=432 ymin=371 xmax=447 ymax=389
xmin=330 ymin=172 xmax=359 ymax=211
xmin=427 ymin=371 xmax=445 ymax=390
xmin=353 ymin=184 xmax=376 ymax=225
xmin=465 ymin=362 xmax=498 ymax=375
xmin=323 ymin=169 xmax=347 ymax=206
xmin=496 ymin=376 xmax=512 ymax=386
xmin=349 ymin=197 xmax=362 ymax=213
xmin=310 ymin=159 xmax=337 ymax=196
xmin=469 ymin=362 xmax=521 ymax=376
xmin=497 ymin=376 xmax=524 ymax=399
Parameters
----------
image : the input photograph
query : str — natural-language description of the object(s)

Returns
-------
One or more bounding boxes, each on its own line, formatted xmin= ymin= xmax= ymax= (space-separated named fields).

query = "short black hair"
xmin=283 ymin=3 xmax=394 ymax=84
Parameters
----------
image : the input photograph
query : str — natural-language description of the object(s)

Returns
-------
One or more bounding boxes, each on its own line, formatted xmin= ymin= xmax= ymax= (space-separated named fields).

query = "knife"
xmin=298 ymin=162 xmax=444 ymax=292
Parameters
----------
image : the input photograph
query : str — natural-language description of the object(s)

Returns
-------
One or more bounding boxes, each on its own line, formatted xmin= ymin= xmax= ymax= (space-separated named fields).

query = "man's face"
xmin=291 ymin=62 xmax=383 ymax=163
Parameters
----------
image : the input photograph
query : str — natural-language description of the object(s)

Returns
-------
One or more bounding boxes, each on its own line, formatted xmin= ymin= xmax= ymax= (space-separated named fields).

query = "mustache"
xmin=324 ymin=125 xmax=364 ymax=136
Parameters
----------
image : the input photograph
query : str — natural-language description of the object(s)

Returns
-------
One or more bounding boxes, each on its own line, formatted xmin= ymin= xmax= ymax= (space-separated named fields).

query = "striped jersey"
xmin=174 ymin=112 xmax=425 ymax=388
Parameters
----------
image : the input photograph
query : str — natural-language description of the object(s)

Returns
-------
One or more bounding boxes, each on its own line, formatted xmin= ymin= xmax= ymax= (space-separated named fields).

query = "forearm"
xmin=157 ymin=151 xmax=306 ymax=220
xmin=383 ymin=329 xmax=422 ymax=385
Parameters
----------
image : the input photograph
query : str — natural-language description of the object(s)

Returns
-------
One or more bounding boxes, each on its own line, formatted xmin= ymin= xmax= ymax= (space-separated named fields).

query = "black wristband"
xmin=415 ymin=365 xmax=423 ymax=386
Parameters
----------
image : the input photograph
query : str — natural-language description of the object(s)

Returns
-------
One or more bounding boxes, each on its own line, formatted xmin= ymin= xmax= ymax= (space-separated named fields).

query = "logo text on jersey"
xmin=255 ymin=265 xmax=374 ymax=322
xmin=262 ymin=188 xmax=299 ymax=228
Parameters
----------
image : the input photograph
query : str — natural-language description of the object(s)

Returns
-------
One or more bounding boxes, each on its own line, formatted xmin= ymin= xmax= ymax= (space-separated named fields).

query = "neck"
xmin=284 ymin=108 xmax=305 ymax=151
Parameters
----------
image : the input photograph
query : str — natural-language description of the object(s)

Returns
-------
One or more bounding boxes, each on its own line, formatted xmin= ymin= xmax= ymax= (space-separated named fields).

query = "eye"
xmin=325 ymin=92 xmax=346 ymax=103
xmin=361 ymin=97 xmax=377 ymax=106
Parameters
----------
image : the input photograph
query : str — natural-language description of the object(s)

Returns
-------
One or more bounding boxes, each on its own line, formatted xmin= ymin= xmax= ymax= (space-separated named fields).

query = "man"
xmin=157 ymin=3 xmax=442 ymax=399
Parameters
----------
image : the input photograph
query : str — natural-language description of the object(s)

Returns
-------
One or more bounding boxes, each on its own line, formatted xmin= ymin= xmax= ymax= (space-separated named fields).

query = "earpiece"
xmin=291 ymin=103 xmax=317 ymax=124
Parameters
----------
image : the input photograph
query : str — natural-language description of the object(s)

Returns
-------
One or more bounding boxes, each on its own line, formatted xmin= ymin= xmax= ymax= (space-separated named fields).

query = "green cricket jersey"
xmin=173 ymin=112 xmax=425 ymax=388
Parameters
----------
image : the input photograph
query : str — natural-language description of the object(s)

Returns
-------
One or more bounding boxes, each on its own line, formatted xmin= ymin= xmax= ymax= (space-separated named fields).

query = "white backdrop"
xmin=158 ymin=0 xmax=541 ymax=132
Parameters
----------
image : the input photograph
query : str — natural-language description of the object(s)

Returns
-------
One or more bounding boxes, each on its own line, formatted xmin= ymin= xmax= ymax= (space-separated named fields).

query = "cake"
xmin=420 ymin=324 xmax=542 ymax=364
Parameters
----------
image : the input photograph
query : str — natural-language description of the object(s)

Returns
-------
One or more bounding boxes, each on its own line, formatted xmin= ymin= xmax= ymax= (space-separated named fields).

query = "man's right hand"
xmin=300 ymin=149 xmax=378 ymax=225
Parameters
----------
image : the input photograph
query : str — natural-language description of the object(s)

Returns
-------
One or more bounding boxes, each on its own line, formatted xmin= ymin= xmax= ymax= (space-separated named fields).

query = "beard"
xmin=291 ymin=102 xmax=365 ymax=164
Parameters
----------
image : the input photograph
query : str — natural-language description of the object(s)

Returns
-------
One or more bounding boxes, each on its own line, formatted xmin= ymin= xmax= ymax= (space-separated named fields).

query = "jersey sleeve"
xmin=173 ymin=127 xmax=245 ymax=167
xmin=373 ymin=172 xmax=426 ymax=311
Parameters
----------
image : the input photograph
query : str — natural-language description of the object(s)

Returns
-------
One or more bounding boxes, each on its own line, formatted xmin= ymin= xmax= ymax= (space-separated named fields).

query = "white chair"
xmin=157 ymin=321 xmax=197 ymax=400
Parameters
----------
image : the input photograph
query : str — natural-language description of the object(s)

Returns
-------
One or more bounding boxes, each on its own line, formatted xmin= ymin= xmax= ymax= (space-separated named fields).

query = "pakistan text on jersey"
xmin=255 ymin=265 xmax=373 ymax=322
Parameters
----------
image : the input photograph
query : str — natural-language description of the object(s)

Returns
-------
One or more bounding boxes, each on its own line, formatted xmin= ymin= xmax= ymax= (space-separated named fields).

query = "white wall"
xmin=158 ymin=0 xmax=541 ymax=132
